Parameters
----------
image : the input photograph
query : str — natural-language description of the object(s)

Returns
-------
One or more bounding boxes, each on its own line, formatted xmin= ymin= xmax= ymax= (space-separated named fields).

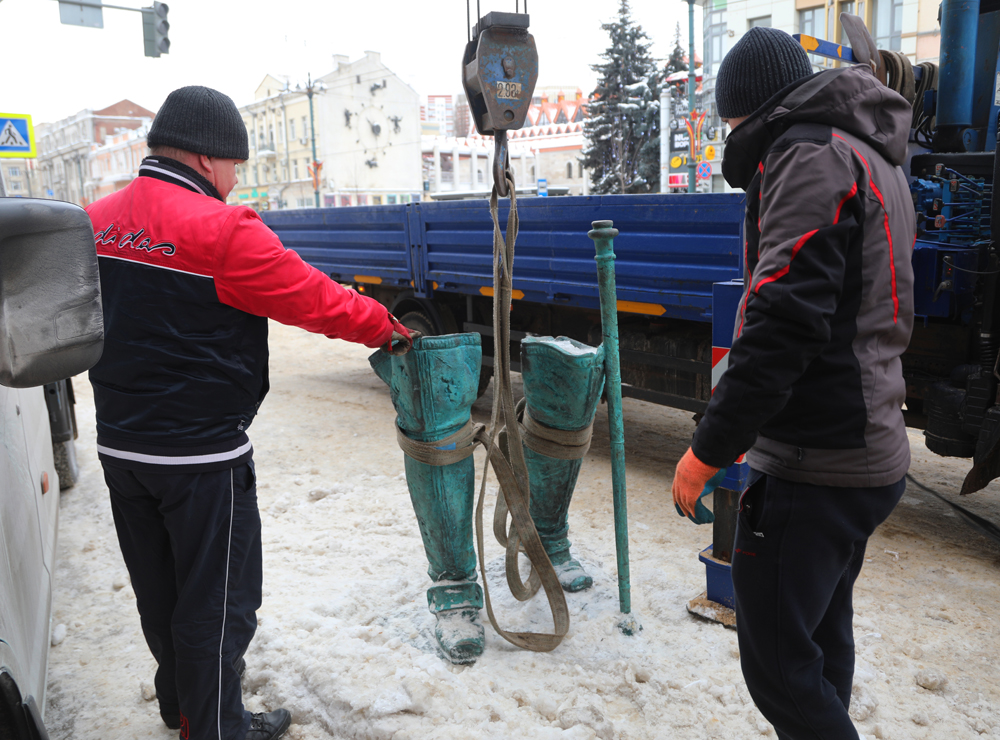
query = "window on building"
xmin=293 ymin=160 xmax=299 ymax=179
xmin=573 ymin=107 xmax=585 ymax=122
xmin=873 ymin=0 xmax=903 ymax=51
xmin=279 ymin=121 xmax=285 ymax=145
xmin=798 ymin=6 xmax=825 ymax=67
xmin=537 ymin=110 xmax=550 ymax=125
xmin=748 ymin=16 xmax=771 ymax=28
xmin=704 ymin=9 xmax=727 ymax=77
xmin=10 ymin=181 xmax=21 ymax=192
xmin=8 ymin=167 xmax=20 ymax=177
xmin=340 ymin=195 xmax=352 ymax=207
xmin=302 ymin=117 xmax=308 ymax=141
xmin=357 ymin=195 xmax=368 ymax=206
xmin=478 ymin=168 xmax=484 ymax=183
xmin=531 ymin=165 xmax=536 ymax=180
xmin=282 ymin=166 xmax=287 ymax=181
xmin=290 ymin=119 xmax=296 ymax=140
xmin=578 ymin=162 xmax=584 ymax=178
xmin=387 ymin=194 xmax=397 ymax=204
xmin=372 ymin=195 xmax=383 ymax=205
xmin=831 ymin=2 xmax=856 ymax=44
xmin=556 ymin=110 xmax=568 ymax=124
xmin=567 ymin=162 xmax=573 ymax=178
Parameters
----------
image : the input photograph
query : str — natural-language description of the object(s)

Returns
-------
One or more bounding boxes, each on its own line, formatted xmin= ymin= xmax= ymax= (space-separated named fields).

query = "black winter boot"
xmin=246 ymin=709 xmax=291 ymax=739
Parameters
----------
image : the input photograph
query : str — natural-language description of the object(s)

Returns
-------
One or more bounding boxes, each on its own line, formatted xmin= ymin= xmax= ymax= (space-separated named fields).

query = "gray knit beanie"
xmin=148 ymin=86 xmax=249 ymax=160
xmin=715 ymin=27 xmax=813 ymax=119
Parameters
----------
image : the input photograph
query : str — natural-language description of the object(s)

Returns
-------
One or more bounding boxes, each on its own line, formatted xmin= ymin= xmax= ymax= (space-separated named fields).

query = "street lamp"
xmin=304 ymin=74 xmax=326 ymax=208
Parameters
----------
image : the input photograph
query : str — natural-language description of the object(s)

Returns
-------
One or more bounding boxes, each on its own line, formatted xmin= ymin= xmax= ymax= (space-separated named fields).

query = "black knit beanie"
xmin=148 ymin=86 xmax=249 ymax=160
xmin=715 ymin=27 xmax=813 ymax=119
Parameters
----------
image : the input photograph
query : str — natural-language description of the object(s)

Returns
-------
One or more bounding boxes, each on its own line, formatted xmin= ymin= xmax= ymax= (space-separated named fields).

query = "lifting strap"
xmin=392 ymin=174 xmax=571 ymax=651
xmin=476 ymin=175 xmax=570 ymax=651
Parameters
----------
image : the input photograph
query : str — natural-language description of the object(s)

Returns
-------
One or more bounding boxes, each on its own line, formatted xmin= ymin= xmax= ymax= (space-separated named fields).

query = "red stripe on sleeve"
xmin=833 ymin=133 xmax=899 ymax=322
xmin=833 ymin=182 xmax=859 ymax=224
xmin=753 ymin=229 xmax=819 ymax=294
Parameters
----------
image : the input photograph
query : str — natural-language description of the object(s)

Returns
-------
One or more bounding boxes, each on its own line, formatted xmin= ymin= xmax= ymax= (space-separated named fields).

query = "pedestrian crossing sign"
xmin=0 ymin=114 xmax=36 ymax=159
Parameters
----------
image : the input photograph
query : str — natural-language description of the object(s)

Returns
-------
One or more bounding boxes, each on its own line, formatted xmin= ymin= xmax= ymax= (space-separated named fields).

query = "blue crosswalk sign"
xmin=0 ymin=114 xmax=36 ymax=158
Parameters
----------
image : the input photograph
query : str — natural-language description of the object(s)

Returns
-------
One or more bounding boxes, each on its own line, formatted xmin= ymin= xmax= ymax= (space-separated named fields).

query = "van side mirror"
xmin=0 ymin=199 xmax=104 ymax=388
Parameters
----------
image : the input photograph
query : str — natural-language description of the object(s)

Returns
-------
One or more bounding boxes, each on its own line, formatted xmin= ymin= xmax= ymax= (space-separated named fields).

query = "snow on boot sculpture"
xmin=369 ymin=333 xmax=485 ymax=665
xmin=520 ymin=336 xmax=605 ymax=592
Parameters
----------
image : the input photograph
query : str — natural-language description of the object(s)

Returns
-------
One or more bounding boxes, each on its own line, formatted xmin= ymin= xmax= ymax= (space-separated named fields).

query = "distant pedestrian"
xmin=671 ymin=27 xmax=915 ymax=739
xmin=86 ymin=86 xmax=410 ymax=740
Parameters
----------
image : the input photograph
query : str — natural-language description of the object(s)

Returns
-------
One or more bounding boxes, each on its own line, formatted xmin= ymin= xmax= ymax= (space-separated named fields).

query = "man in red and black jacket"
xmin=86 ymin=86 xmax=410 ymax=740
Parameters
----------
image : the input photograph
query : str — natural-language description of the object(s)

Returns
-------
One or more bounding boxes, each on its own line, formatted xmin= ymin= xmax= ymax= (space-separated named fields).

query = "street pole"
xmin=660 ymin=80 xmax=671 ymax=193
xmin=687 ymin=0 xmax=697 ymax=194
xmin=307 ymin=73 xmax=320 ymax=208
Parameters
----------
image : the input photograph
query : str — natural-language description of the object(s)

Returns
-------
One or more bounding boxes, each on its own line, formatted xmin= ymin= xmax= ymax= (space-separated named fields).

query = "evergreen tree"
xmin=581 ymin=0 xmax=661 ymax=194
xmin=665 ymin=22 xmax=688 ymax=76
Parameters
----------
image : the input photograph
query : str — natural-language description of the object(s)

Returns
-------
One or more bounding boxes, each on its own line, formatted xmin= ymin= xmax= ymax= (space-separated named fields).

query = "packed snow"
xmin=44 ymin=322 xmax=1000 ymax=739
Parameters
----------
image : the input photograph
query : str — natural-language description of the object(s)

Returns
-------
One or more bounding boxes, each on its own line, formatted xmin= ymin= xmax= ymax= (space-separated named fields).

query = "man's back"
xmin=88 ymin=170 xmax=268 ymax=453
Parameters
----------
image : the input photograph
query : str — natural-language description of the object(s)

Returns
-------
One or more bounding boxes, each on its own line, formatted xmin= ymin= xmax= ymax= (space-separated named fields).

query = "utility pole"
xmin=660 ymin=79 xmax=671 ymax=193
xmin=305 ymin=74 xmax=321 ymax=208
xmin=687 ymin=0 xmax=697 ymax=193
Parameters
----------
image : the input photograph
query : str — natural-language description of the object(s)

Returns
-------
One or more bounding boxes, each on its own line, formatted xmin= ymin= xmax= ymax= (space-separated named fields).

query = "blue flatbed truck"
xmin=264 ymin=192 xmax=753 ymax=598
xmin=263 ymin=193 xmax=746 ymax=415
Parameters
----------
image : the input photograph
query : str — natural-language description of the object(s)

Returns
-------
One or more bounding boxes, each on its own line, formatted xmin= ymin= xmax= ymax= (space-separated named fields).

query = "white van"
xmin=0 ymin=179 xmax=103 ymax=738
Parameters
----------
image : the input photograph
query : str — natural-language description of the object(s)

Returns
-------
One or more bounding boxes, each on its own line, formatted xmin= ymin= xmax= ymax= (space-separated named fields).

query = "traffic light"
xmin=141 ymin=2 xmax=170 ymax=58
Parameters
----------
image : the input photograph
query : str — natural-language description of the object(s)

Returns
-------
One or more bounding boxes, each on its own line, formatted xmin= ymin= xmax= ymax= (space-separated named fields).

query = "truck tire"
xmin=398 ymin=310 xmax=435 ymax=338
xmin=399 ymin=311 xmax=492 ymax=398
xmin=53 ymin=438 xmax=79 ymax=490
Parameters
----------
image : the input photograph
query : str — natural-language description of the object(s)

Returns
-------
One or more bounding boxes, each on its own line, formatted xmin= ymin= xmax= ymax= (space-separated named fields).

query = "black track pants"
xmin=104 ymin=462 xmax=262 ymax=740
xmin=731 ymin=472 xmax=904 ymax=740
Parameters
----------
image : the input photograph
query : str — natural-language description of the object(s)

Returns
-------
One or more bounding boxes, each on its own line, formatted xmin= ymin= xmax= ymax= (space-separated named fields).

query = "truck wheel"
xmin=53 ymin=439 xmax=79 ymax=490
xmin=398 ymin=310 xmax=435 ymax=338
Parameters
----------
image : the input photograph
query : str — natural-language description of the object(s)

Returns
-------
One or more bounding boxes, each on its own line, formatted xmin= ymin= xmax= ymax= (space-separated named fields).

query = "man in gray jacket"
xmin=671 ymin=27 xmax=915 ymax=739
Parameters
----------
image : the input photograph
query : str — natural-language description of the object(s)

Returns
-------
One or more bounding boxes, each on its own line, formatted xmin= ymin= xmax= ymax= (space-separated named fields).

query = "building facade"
xmin=0 ymin=159 xmax=35 ymax=198
xmin=89 ymin=125 xmax=150 ymax=201
xmin=701 ymin=0 xmax=941 ymax=192
xmin=421 ymin=88 xmax=589 ymax=198
xmin=34 ymin=100 xmax=154 ymax=205
xmin=234 ymin=74 xmax=317 ymax=210
xmin=316 ymin=51 xmax=423 ymax=206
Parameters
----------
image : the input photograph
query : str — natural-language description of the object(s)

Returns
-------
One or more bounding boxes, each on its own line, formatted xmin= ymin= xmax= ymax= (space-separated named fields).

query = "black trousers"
xmin=104 ymin=462 xmax=262 ymax=740
xmin=732 ymin=471 xmax=904 ymax=740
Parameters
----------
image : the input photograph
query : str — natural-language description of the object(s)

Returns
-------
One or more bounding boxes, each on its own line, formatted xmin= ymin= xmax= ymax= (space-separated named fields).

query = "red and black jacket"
xmin=86 ymin=157 xmax=393 ymax=472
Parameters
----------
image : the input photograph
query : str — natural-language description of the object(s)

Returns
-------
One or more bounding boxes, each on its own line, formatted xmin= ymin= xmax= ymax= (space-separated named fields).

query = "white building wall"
xmin=317 ymin=51 xmax=422 ymax=204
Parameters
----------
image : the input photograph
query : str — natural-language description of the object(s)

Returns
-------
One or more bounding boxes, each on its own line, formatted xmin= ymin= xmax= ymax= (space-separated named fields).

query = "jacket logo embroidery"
xmin=95 ymin=222 xmax=177 ymax=257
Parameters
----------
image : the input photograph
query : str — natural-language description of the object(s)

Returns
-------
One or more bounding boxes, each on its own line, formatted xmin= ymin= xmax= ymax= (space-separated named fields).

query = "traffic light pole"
xmin=55 ymin=0 xmax=170 ymax=58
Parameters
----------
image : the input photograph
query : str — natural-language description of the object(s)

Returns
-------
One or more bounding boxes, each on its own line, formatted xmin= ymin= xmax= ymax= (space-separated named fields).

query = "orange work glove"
xmin=672 ymin=447 xmax=726 ymax=525
xmin=381 ymin=313 xmax=414 ymax=356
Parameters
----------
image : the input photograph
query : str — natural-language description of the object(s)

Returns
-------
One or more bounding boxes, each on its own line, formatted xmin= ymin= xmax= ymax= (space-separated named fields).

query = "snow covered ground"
xmin=44 ymin=322 xmax=1000 ymax=739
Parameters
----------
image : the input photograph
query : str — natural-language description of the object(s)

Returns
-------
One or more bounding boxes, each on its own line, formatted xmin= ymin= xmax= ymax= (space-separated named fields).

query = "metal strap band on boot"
xmin=520 ymin=404 xmax=594 ymax=461
xmin=395 ymin=420 xmax=483 ymax=466
xmin=492 ymin=397 xmax=591 ymax=551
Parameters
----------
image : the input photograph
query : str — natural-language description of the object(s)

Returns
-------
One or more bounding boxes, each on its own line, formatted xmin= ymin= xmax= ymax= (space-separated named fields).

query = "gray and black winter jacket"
xmin=692 ymin=65 xmax=915 ymax=487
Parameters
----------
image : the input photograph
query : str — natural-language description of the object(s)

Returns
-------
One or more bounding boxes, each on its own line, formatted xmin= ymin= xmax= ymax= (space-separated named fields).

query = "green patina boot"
xmin=370 ymin=334 xmax=485 ymax=664
xmin=520 ymin=336 xmax=605 ymax=592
